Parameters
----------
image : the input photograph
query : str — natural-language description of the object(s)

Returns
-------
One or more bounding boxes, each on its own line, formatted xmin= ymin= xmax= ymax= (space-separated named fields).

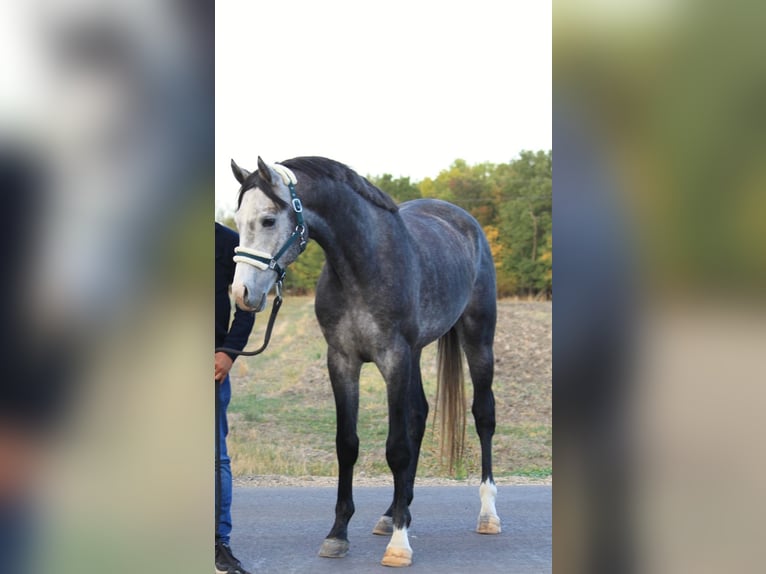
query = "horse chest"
xmin=316 ymin=304 xmax=405 ymax=358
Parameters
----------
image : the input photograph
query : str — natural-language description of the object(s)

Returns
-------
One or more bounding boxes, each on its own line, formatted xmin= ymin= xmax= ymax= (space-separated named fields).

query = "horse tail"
xmin=435 ymin=326 xmax=466 ymax=475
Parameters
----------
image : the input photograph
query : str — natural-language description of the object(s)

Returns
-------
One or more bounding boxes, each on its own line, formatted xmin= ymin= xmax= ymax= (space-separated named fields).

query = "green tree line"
xmin=220 ymin=150 xmax=552 ymax=298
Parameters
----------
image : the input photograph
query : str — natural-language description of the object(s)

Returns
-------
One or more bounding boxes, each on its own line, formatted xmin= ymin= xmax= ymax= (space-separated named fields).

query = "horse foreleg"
xmin=379 ymin=345 xmax=415 ymax=567
xmin=373 ymin=353 xmax=428 ymax=538
xmin=318 ymin=348 xmax=361 ymax=558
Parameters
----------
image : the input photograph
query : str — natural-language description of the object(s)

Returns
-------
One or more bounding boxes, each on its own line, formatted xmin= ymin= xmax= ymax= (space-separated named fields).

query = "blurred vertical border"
xmin=554 ymin=1 xmax=766 ymax=573
xmin=1 ymin=1 xmax=212 ymax=572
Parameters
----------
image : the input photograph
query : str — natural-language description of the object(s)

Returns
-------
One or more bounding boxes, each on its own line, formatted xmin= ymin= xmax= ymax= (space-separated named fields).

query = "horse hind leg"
xmin=468 ymin=344 xmax=501 ymax=534
xmin=459 ymin=314 xmax=502 ymax=535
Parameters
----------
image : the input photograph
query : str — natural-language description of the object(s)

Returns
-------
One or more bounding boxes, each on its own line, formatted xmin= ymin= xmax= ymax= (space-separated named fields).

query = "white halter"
xmin=271 ymin=163 xmax=297 ymax=186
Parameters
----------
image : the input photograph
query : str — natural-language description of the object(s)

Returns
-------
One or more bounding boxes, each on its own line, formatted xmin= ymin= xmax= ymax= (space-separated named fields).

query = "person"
xmin=215 ymin=222 xmax=255 ymax=574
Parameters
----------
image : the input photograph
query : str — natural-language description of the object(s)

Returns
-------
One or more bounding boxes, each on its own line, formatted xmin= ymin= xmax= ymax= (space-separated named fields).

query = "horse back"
xmin=399 ymin=198 xmax=493 ymax=280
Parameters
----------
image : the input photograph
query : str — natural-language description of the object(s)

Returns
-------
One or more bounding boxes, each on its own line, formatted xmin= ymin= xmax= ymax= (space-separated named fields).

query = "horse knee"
xmin=336 ymin=434 xmax=359 ymax=467
xmin=385 ymin=440 xmax=411 ymax=472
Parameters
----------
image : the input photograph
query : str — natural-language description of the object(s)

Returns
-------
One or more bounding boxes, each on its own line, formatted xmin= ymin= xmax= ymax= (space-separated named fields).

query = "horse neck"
xmin=301 ymin=179 xmax=401 ymax=283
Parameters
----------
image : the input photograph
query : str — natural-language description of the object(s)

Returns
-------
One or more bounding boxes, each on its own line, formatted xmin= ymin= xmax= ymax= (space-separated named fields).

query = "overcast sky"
xmin=215 ymin=1 xmax=551 ymax=213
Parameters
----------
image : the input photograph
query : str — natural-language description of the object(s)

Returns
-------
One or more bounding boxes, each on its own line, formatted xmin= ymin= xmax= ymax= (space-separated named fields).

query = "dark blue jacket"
xmin=216 ymin=222 xmax=255 ymax=361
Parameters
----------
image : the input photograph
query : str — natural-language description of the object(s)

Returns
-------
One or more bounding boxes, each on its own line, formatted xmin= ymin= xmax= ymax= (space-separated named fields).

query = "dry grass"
xmin=227 ymin=297 xmax=551 ymax=481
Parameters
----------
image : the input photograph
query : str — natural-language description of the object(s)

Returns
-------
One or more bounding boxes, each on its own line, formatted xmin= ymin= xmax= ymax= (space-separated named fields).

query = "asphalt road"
xmin=229 ymin=484 xmax=551 ymax=573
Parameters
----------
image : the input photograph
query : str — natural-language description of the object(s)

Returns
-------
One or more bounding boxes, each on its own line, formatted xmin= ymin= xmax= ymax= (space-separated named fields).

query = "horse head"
xmin=230 ymin=156 xmax=306 ymax=312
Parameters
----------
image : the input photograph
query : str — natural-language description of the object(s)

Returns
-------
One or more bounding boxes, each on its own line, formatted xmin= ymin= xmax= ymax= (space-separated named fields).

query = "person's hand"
xmin=214 ymin=352 xmax=234 ymax=383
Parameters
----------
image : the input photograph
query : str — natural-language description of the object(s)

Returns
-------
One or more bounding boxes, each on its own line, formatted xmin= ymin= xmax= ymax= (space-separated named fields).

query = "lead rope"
xmin=214 ymin=283 xmax=284 ymax=357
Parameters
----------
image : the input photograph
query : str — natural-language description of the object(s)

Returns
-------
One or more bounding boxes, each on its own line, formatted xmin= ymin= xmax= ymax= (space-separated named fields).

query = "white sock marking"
xmin=479 ymin=480 xmax=498 ymax=517
xmin=386 ymin=526 xmax=412 ymax=552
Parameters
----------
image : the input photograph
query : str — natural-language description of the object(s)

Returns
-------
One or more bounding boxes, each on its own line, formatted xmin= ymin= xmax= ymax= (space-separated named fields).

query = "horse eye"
xmin=261 ymin=217 xmax=276 ymax=228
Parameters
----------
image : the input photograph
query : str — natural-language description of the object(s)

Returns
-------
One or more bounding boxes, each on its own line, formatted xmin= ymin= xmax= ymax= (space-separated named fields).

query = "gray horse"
xmin=230 ymin=156 xmax=500 ymax=567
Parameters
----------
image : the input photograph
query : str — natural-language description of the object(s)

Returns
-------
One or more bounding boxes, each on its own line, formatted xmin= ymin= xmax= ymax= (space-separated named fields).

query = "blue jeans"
xmin=215 ymin=375 xmax=232 ymax=544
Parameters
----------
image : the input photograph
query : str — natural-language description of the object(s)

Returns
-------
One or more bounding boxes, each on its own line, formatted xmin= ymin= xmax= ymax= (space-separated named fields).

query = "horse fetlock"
xmin=318 ymin=537 xmax=350 ymax=558
xmin=372 ymin=515 xmax=394 ymax=536
xmin=335 ymin=500 xmax=355 ymax=521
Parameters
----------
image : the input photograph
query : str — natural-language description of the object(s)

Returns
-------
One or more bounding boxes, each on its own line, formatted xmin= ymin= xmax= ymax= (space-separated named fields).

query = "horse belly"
xmin=415 ymin=279 xmax=473 ymax=346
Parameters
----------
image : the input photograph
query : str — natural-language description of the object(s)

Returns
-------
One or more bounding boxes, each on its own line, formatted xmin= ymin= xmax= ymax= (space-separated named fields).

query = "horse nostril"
xmin=242 ymin=285 xmax=249 ymax=301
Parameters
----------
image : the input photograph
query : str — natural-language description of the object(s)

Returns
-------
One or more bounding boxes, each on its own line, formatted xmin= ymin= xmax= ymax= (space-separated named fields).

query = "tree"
xmin=369 ymin=174 xmax=421 ymax=204
xmin=497 ymin=150 xmax=552 ymax=296
xmin=418 ymin=160 xmax=498 ymax=227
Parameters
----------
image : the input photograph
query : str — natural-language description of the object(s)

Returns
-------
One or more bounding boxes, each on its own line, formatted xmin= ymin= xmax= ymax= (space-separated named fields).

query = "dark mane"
xmin=236 ymin=156 xmax=399 ymax=213
xmin=282 ymin=157 xmax=399 ymax=213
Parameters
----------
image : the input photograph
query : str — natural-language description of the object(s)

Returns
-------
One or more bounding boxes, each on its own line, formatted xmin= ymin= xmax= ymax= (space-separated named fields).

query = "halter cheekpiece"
xmin=233 ymin=163 xmax=308 ymax=282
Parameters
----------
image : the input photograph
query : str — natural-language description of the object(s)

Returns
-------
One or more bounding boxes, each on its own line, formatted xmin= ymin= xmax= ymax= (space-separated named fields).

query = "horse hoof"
xmin=373 ymin=515 xmax=394 ymax=536
xmin=476 ymin=513 xmax=502 ymax=534
xmin=318 ymin=537 xmax=349 ymax=558
xmin=381 ymin=547 xmax=413 ymax=567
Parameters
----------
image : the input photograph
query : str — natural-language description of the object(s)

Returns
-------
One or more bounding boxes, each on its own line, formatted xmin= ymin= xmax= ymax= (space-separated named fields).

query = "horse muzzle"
xmin=232 ymin=283 xmax=267 ymax=312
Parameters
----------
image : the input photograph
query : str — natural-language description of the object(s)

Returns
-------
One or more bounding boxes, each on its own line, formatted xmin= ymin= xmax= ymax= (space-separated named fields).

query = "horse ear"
xmin=257 ymin=156 xmax=273 ymax=184
xmin=231 ymin=159 xmax=250 ymax=184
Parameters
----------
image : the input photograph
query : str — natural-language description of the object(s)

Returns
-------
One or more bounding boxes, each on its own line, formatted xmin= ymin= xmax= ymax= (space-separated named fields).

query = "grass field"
xmin=226 ymin=296 xmax=551 ymax=481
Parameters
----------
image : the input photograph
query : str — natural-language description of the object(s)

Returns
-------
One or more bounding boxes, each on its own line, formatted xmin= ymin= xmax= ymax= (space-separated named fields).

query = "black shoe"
xmin=215 ymin=541 xmax=251 ymax=574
